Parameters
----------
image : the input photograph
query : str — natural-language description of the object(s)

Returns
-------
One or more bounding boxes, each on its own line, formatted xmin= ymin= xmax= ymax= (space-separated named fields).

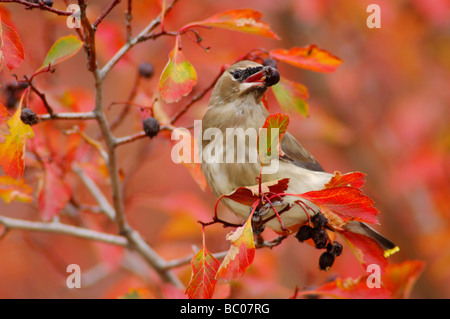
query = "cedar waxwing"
xmin=200 ymin=60 xmax=398 ymax=257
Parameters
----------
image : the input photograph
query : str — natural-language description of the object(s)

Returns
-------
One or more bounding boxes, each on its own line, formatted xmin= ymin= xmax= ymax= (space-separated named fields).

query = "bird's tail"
xmin=342 ymin=221 xmax=399 ymax=257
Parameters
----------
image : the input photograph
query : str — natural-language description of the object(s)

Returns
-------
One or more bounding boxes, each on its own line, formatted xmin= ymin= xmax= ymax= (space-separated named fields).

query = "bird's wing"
xmin=280 ymin=132 xmax=325 ymax=172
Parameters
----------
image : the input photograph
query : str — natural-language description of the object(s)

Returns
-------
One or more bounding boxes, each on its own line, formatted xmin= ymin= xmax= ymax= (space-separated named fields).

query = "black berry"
xmin=263 ymin=66 xmax=280 ymax=87
xmin=262 ymin=58 xmax=277 ymax=69
xmin=295 ymin=225 xmax=312 ymax=242
xmin=319 ymin=252 xmax=335 ymax=271
xmin=142 ymin=117 xmax=160 ymax=138
xmin=20 ymin=108 xmax=39 ymax=126
xmin=138 ymin=62 xmax=154 ymax=79
xmin=327 ymin=241 xmax=343 ymax=257
xmin=312 ymin=212 xmax=328 ymax=229
xmin=311 ymin=228 xmax=328 ymax=249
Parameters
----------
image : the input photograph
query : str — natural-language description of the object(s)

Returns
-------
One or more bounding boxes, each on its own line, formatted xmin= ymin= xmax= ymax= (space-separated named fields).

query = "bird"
xmin=200 ymin=60 xmax=398 ymax=257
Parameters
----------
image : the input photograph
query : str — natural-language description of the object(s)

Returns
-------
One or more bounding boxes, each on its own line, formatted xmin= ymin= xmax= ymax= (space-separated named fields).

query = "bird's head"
xmin=210 ymin=60 xmax=280 ymax=106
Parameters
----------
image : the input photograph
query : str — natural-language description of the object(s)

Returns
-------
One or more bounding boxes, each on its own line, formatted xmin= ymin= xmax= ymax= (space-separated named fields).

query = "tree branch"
xmin=93 ymin=0 xmax=121 ymax=29
xmin=0 ymin=215 xmax=127 ymax=246
xmin=0 ymin=0 xmax=72 ymax=16
xmin=99 ymin=0 xmax=179 ymax=80
xmin=37 ymin=111 xmax=96 ymax=122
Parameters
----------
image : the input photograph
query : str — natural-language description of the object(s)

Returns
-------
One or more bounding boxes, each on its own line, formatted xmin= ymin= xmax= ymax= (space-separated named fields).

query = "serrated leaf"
xmin=298 ymin=187 xmax=379 ymax=228
xmin=0 ymin=101 xmax=34 ymax=179
xmin=39 ymin=35 xmax=83 ymax=71
xmin=0 ymin=16 xmax=24 ymax=71
xmin=0 ymin=175 xmax=32 ymax=204
xmin=216 ymin=214 xmax=255 ymax=281
xmin=186 ymin=243 xmax=220 ymax=299
xmin=270 ymin=45 xmax=342 ymax=72
xmin=258 ymin=113 xmax=289 ymax=163
xmin=159 ymin=38 xmax=197 ymax=103
xmin=182 ymin=9 xmax=279 ymax=40
xmin=271 ymin=78 xmax=309 ymax=117
xmin=325 ymin=171 xmax=366 ymax=189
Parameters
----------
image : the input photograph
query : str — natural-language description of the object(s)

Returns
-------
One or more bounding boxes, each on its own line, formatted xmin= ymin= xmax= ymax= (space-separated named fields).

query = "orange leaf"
xmin=216 ymin=213 xmax=255 ymax=281
xmin=271 ymin=78 xmax=309 ymax=117
xmin=299 ymin=260 xmax=425 ymax=299
xmin=383 ymin=260 xmax=425 ymax=299
xmin=0 ymin=15 xmax=24 ymax=71
xmin=170 ymin=128 xmax=207 ymax=191
xmin=325 ymin=171 xmax=367 ymax=189
xmin=270 ymin=45 xmax=342 ymax=72
xmin=185 ymin=230 xmax=220 ymax=299
xmin=299 ymin=187 xmax=379 ymax=227
xmin=0 ymin=175 xmax=32 ymax=204
xmin=300 ymin=276 xmax=390 ymax=299
xmin=182 ymin=9 xmax=279 ymax=40
xmin=0 ymin=100 xmax=34 ymax=179
xmin=159 ymin=38 xmax=197 ymax=103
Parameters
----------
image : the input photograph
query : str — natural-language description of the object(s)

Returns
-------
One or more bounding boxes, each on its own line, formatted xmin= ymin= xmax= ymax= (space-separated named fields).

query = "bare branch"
xmin=99 ymin=0 xmax=179 ymax=79
xmin=114 ymin=125 xmax=173 ymax=147
xmin=37 ymin=111 xmax=96 ymax=122
xmin=93 ymin=0 xmax=121 ymax=29
xmin=0 ymin=215 xmax=127 ymax=246
xmin=0 ymin=0 xmax=72 ymax=16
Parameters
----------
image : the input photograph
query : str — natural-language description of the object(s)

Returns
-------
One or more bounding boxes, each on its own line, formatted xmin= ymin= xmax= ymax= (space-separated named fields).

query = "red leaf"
xmin=182 ymin=9 xmax=280 ymax=40
xmin=37 ymin=161 xmax=71 ymax=221
xmin=270 ymin=45 xmax=342 ymax=72
xmin=339 ymin=230 xmax=388 ymax=273
xmin=299 ymin=260 xmax=425 ymax=299
xmin=222 ymin=178 xmax=289 ymax=206
xmin=325 ymin=171 xmax=367 ymax=189
xmin=0 ymin=15 xmax=24 ymax=71
xmin=216 ymin=213 xmax=255 ymax=281
xmin=185 ymin=230 xmax=220 ymax=299
xmin=299 ymin=187 xmax=379 ymax=227
xmin=258 ymin=113 xmax=289 ymax=163
xmin=159 ymin=38 xmax=197 ymax=103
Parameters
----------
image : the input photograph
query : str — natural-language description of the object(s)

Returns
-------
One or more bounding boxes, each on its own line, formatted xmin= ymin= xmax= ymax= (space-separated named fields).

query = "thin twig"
xmin=114 ymin=124 xmax=173 ymax=147
xmin=0 ymin=0 xmax=72 ymax=16
xmin=0 ymin=215 xmax=128 ymax=246
xmin=93 ymin=0 xmax=121 ymax=29
xmin=37 ymin=111 xmax=96 ymax=122
xmin=99 ymin=0 xmax=179 ymax=80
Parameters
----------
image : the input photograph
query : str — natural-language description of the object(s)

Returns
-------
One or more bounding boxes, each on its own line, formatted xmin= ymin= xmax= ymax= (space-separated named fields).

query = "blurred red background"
xmin=0 ymin=0 xmax=448 ymax=298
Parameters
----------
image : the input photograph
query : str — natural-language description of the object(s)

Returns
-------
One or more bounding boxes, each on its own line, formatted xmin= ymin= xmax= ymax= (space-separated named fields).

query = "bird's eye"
xmin=230 ymin=70 xmax=243 ymax=81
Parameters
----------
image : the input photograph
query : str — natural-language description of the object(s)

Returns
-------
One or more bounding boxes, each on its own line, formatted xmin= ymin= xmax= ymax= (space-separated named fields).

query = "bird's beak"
xmin=244 ymin=66 xmax=280 ymax=87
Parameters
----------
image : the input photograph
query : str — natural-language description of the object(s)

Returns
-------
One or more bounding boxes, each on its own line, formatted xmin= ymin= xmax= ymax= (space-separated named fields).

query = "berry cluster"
xmin=295 ymin=212 xmax=343 ymax=271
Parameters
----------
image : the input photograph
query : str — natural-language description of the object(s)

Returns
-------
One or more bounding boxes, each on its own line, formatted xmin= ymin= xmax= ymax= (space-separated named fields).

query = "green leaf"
xmin=271 ymin=78 xmax=309 ymax=117
xmin=39 ymin=35 xmax=83 ymax=71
